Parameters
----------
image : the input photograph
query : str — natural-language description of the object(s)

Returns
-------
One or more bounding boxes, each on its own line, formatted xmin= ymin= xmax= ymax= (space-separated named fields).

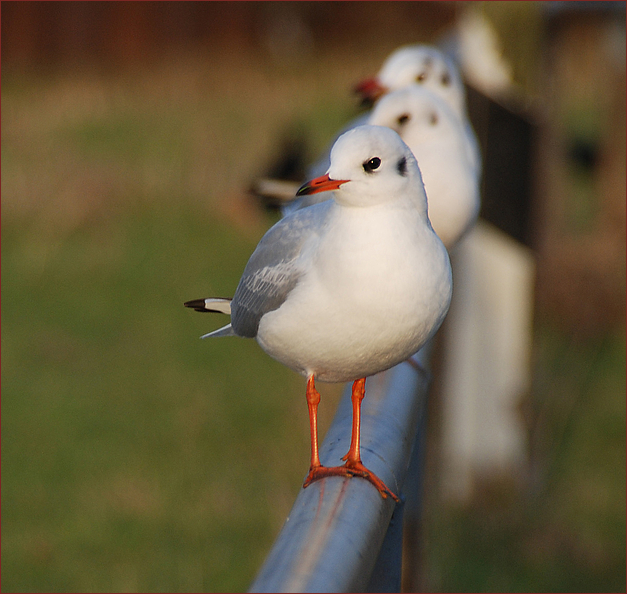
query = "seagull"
xmin=355 ymin=45 xmax=466 ymax=117
xmin=281 ymin=86 xmax=480 ymax=250
xmin=185 ymin=125 xmax=452 ymax=501
xmin=354 ymin=44 xmax=482 ymax=177
xmin=368 ymin=86 xmax=480 ymax=249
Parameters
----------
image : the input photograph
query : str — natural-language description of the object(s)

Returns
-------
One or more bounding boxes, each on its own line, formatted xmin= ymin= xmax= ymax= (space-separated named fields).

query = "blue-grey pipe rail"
xmin=249 ymin=356 xmax=430 ymax=593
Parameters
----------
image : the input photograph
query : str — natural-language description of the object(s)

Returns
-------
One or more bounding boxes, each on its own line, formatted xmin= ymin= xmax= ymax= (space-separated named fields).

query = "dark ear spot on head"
xmin=397 ymin=156 xmax=407 ymax=176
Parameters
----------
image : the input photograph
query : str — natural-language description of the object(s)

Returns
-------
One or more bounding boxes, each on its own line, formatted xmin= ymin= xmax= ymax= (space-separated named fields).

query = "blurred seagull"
xmin=186 ymin=126 xmax=452 ymax=501
xmin=355 ymin=44 xmax=466 ymax=117
xmin=355 ymin=44 xmax=481 ymax=177
xmin=258 ymin=44 xmax=481 ymax=213
xmin=368 ymin=86 xmax=480 ymax=248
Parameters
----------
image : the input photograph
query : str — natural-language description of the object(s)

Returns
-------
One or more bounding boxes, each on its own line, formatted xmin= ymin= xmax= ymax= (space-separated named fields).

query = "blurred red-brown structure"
xmin=1 ymin=2 xmax=455 ymax=70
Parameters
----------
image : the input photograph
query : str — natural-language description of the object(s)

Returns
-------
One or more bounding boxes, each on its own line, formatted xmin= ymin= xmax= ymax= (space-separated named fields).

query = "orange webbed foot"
xmin=304 ymin=462 xmax=399 ymax=502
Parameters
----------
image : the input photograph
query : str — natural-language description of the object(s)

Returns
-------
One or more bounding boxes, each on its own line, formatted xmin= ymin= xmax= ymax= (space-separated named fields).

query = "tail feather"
xmin=201 ymin=324 xmax=236 ymax=338
xmin=185 ymin=297 xmax=235 ymax=339
xmin=184 ymin=298 xmax=232 ymax=315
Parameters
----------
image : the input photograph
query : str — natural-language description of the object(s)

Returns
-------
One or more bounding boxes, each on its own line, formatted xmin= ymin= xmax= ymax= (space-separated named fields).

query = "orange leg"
xmin=306 ymin=375 xmax=322 ymax=469
xmin=341 ymin=377 xmax=366 ymax=464
xmin=303 ymin=376 xmax=399 ymax=502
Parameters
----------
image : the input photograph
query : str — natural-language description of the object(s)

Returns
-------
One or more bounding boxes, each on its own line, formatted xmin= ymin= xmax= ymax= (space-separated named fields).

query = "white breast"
xmin=256 ymin=200 xmax=452 ymax=382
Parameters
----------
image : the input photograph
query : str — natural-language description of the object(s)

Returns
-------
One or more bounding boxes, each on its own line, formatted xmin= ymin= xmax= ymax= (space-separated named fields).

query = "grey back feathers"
xmin=230 ymin=201 xmax=333 ymax=337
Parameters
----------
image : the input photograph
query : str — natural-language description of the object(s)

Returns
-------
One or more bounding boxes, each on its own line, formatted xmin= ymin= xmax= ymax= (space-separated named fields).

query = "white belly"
xmin=256 ymin=203 xmax=452 ymax=382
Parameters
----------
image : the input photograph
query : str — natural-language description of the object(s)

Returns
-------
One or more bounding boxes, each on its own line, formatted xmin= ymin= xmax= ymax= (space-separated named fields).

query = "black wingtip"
xmin=184 ymin=299 xmax=209 ymax=313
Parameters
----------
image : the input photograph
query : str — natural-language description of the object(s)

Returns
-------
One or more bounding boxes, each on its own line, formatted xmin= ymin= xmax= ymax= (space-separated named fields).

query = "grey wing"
xmin=231 ymin=201 xmax=332 ymax=338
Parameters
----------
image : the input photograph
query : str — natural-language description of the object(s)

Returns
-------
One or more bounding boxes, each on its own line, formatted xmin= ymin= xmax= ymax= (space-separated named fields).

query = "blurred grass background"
xmin=2 ymin=2 xmax=625 ymax=592
xmin=2 ymin=51 xmax=355 ymax=592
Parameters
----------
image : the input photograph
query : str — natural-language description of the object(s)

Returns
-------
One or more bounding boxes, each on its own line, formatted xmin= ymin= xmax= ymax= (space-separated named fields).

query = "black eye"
xmin=397 ymin=113 xmax=411 ymax=126
xmin=441 ymin=72 xmax=451 ymax=86
xmin=363 ymin=157 xmax=381 ymax=173
xmin=429 ymin=112 xmax=438 ymax=125
xmin=415 ymin=72 xmax=427 ymax=83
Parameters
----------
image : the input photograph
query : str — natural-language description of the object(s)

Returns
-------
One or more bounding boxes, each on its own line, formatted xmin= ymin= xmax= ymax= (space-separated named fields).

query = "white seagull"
xmin=368 ymin=86 xmax=480 ymax=249
xmin=186 ymin=125 xmax=452 ymax=501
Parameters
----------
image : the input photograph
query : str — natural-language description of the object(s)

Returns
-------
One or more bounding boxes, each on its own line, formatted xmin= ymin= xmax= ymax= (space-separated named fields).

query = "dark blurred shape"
xmin=533 ymin=2 xmax=626 ymax=337
xmin=546 ymin=1 xmax=626 ymax=16
xmin=466 ymin=86 xmax=536 ymax=247
xmin=263 ymin=131 xmax=309 ymax=183
xmin=250 ymin=129 xmax=310 ymax=211
xmin=568 ymin=137 xmax=599 ymax=173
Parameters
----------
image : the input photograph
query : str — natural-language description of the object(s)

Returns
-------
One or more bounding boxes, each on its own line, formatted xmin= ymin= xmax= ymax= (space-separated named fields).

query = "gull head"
xmin=324 ymin=125 xmax=423 ymax=208
xmin=367 ymin=86 xmax=463 ymax=149
xmin=357 ymin=45 xmax=466 ymax=119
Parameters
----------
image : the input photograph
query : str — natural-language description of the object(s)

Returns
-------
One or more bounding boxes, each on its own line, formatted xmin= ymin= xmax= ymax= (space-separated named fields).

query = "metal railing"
xmin=249 ymin=351 xmax=431 ymax=593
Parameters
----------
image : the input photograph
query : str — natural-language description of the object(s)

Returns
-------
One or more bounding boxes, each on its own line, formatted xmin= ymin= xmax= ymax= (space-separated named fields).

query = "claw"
xmin=304 ymin=462 xmax=399 ymax=502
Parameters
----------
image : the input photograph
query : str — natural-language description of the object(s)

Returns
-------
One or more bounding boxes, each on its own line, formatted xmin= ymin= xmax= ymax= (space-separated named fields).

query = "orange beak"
xmin=353 ymin=77 xmax=389 ymax=103
xmin=296 ymin=173 xmax=348 ymax=196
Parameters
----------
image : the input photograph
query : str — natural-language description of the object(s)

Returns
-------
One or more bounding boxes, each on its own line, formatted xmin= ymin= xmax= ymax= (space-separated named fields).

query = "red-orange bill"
xmin=296 ymin=174 xmax=348 ymax=196
xmin=353 ymin=77 xmax=388 ymax=102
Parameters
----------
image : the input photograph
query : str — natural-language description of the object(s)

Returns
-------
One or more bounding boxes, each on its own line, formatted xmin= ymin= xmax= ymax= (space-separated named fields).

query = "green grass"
xmin=1 ymin=59 xmax=350 ymax=592
xmin=2 ymin=49 xmax=625 ymax=593
xmin=2 ymin=202 xmax=314 ymax=592
xmin=424 ymin=328 xmax=626 ymax=593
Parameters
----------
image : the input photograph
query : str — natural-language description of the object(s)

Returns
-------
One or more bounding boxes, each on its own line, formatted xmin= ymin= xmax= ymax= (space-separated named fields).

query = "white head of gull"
xmin=186 ymin=125 xmax=452 ymax=501
xmin=356 ymin=44 xmax=466 ymax=119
